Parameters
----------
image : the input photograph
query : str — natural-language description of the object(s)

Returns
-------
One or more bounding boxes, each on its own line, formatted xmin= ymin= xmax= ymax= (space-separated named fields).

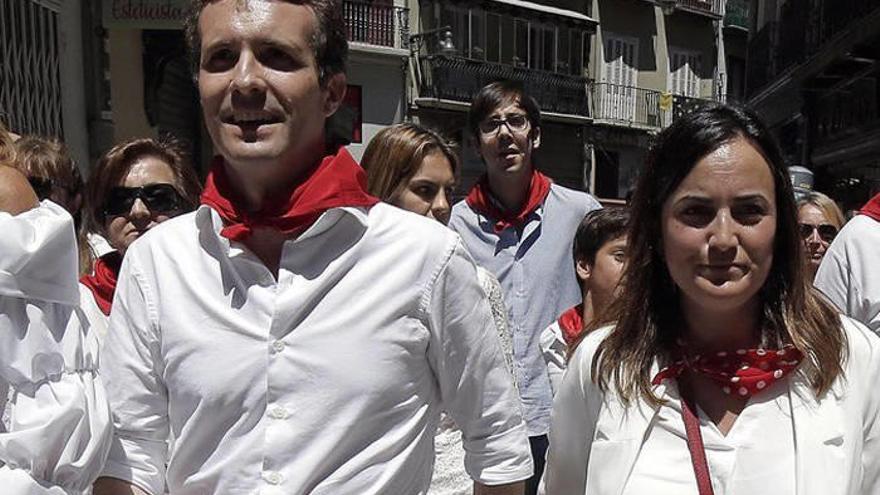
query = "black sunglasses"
xmin=103 ymin=184 xmax=185 ymax=217
xmin=798 ymin=222 xmax=838 ymax=243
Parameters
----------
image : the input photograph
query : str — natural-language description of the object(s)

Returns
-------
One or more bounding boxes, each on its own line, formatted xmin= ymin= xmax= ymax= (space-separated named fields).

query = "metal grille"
xmin=0 ymin=0 xmax=63 ymax=137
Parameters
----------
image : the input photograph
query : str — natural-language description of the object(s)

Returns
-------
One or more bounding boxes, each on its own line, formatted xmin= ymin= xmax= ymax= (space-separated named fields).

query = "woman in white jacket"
xmin=543 ymin=104 xmax=880 ymax=495
xmin=0 ymin=166 xmax=112 ymax=493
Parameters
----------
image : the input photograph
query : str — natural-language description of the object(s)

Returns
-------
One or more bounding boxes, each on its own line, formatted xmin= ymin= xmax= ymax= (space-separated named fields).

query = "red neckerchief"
xmin=80 ymin=251 xmax=122 ymax=316
xmin=558 ymin=304 xmax=585 ymax=347
xmin=652 ymin=343 xmax=804 ymax=398
xmin=859 ymin=192 xmax=880 ymax=222
xmin=465 ymin=171 xmax=552 ymax=234
xmin=200 ymin=147 xmax=379 ymax=242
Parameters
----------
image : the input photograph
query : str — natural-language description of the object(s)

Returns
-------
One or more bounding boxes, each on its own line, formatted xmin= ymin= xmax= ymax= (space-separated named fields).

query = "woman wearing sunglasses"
xmin=796 ymin=191 xmax=845 ymax=282
xmin=81 ymin=138 xmax=201 ymax=340
xmin=362 ymin=123 xmax=517 ymax=495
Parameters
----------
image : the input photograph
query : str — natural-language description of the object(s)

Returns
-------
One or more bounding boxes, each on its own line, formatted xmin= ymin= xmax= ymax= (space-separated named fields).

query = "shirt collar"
xmin=197 ymin=204 xmax=370 ymax=259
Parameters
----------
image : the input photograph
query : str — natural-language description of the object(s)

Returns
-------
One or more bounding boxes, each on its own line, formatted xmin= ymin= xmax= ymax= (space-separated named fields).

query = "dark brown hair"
xmin=468 ymin=80 xmax=541 ymax=141
xmin=588 ymin=103 xmax=846 ymax=406
xmin=184 ymin=0 xmax=348 ymax=83
xmin=86 ymin=137 xmax=202 ymax=234
xmin=0 ymin=121 xmax=15 ymax=165
xmin=362 ymin=123 xmax=458 ymax=202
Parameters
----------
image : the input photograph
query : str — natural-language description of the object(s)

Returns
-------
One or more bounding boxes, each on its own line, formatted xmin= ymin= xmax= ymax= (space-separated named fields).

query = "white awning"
xmin=488 ymin=0 xmax=598 ymax=24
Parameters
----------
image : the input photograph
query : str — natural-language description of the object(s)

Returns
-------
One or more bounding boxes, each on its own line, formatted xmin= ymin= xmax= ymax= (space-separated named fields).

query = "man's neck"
xmin=486 ymin=166 xmax=533 ymax=212
xmin=226 ymin=143 xmax=327 ymax=212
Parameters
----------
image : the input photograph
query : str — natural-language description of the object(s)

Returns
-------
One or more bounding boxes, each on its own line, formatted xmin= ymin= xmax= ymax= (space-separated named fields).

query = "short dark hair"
xmin=573 ymin=207 xmax=630 ymax=266
xmin=184 ymin=0 xmax=348 ymax=83
xmin=468 ymin=80 xmax=541 ymax=140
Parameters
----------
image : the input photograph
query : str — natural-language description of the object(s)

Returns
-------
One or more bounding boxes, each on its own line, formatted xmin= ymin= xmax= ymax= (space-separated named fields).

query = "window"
xmin=670 ymin=48 xmax=703 ymax=97
xmin=486 ymin=13 xmax=501 ymax=63
xmin=598 ymin=33 xmax=639 ymax=121
xmin=514 ymin=19 xmax=528 ymax=67
xmin=332 ymin=84 xmax=362 ymax=144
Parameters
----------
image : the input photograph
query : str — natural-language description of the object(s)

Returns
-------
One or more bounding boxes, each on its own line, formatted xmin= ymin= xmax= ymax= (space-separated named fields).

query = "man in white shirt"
xmin=93 ymin=1 xmax=531 ymax=494
xmin=814 ymin=192 xmax=880 ymax=334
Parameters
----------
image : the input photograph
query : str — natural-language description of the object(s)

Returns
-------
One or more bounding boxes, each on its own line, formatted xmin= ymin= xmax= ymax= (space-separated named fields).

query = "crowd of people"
xmin=1 ymin=0 xmax=880 ymax=494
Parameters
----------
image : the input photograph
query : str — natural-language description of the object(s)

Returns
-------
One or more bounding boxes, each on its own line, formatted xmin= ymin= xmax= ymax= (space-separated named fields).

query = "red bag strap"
xmin=681 ymin=395 xmax=716 ymax=495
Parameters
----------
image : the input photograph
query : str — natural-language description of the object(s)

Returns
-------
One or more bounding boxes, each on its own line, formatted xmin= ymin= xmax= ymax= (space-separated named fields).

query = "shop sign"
xmin=103 ymin=0 xmax=188 ymax=29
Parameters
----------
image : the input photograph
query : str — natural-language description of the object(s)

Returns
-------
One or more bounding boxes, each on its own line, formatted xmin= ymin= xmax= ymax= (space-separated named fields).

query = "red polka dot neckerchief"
xmin=652 ymin=343 xmax=804 ymax=398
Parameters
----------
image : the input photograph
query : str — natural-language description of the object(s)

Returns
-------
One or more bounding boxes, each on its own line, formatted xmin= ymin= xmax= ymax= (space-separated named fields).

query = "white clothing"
xmin=429 ymin=266 xmax=518 ymax=495
xmin=621 ymin=378 xmax=795 ymax=494
xmin=87 ymin=232 xmax=114 ymax=259
xmin=539 ymin=321 xmax=566 ymax=397
xmin=542 ymin=317 xmax=880 ymax=495
xmin=101 ymin=203 xmax=532 ymax=495
xmin=815 ymin=214 xmax=880 ymax=333
xmin=0 ymin=201 xmax=112 ymax=493
xmin=79 ymin=284 xmax=109 ymax=344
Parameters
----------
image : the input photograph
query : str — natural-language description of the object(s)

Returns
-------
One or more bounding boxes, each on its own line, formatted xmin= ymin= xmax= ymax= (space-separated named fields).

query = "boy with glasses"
xmin=449 ymin=80 xmax=601 ymax=494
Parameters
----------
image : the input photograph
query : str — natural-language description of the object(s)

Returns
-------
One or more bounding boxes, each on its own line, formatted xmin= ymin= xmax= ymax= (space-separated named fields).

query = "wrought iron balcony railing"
xmin=344 ymin=0 xmax=409 ymax=50
xmin=724 ymin=0 xmax=748 ymax=29
xmin=592 ymin=83 xmax=669 ymax=128
xmin=416 ymin=54 xmax=591 ymax=117
xmin=591 ymin=83 xmax=715 ymax=128
xmin=672 ymin=0 xmax=724 ymax=17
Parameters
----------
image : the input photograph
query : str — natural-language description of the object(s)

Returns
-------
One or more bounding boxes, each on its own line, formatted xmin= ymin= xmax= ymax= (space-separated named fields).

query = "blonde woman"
xmin=796 ymin=191 xmax=845 ymax=281
xmin=363 ymin=123 xmax=518 ymax=495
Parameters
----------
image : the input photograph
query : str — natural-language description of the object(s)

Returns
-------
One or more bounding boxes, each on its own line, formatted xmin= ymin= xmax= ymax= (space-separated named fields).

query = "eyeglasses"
xmin=103 ymin=184 xmax=185 ymax=217
xmin=478 ymin=114 xmax=530 ymax=135
xmin=798 ymin=222 xmax=838 ymax=243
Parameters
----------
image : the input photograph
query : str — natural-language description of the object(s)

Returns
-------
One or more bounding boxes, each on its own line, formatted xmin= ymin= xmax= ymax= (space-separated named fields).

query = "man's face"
xmin=197 ymin=0 xmax=343 ymax=171
xmin=476 ymin=100 xmax=540 ymax=179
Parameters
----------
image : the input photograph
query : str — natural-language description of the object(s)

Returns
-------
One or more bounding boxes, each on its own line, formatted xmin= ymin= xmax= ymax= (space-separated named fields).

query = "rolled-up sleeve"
xmin=422 ymin=238 xmax=532 ymax=486
xmin=100 ymin=254 xmax=169 ymax=495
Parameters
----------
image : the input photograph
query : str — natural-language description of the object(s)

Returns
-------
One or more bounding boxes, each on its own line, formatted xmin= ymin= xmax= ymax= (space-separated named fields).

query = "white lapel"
xmin=790 ymin=374 xmax=847 ymax=495
xmin=586 ymin=366 xmax=666 ymax=495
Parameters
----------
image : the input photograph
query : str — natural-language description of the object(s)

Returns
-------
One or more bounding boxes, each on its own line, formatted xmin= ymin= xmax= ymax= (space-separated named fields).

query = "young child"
xmin=540 ymin=207 xmax=629 ymax=395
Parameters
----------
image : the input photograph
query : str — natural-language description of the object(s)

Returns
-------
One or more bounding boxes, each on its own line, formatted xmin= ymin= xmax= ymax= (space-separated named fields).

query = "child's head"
xmin=573 ymin=207 xmax=630 ymax=308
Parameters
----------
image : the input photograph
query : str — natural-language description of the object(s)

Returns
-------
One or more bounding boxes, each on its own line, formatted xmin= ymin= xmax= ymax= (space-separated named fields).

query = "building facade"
xmin=747 ymin=0 xmax=880 ymax=210
xmin=586 ymin=0 xmax=732 ymax=202
xmin=408 ymin=0 xmax=598 ymax=195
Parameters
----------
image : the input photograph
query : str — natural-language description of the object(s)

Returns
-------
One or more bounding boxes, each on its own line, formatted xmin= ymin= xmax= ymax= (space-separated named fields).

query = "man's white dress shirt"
xmin=542 ymin=318 xmax=880 ymax=495
xmin=101 ymin=203 xmax=532 ymax=494
xmin=815 ymin=214 xmax=880 ymax=333
xmin=0 ymin=201 xmax=112 ymax=493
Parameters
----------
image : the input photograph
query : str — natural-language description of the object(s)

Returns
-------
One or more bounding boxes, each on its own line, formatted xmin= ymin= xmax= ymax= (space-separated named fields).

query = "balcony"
xmin=724 ymin=0 xmax=748 ymax=30
xmin=655 ymin=0 xmax=723 ymax=18
xmin=747 ymin=0 xmax=880 ymax=95
xmin=344 ymin=0 xmax=409 ymax=51
xmin=591 ymin=83 xmax=715 ymax=129
xmin=592 ymin=83 xmax=669 ymax=128
xmin=415 ymin=54 xmax=591 ymax=117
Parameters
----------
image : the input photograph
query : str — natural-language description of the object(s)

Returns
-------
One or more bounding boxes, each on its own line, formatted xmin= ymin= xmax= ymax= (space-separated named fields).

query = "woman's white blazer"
xmin=542 ymin=317 xmax=880 ymax=495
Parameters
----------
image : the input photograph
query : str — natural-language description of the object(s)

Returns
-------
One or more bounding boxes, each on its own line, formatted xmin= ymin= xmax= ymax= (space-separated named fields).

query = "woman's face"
xmin=392 ymin=151 xmax=455 ymax=225
xmin=797 ymin=203 xmax=836 ymax=274
xmin=104 ymin=157 xmax=179 ymax=255
xmin=661 ymin=137 xmax=777 ymax=317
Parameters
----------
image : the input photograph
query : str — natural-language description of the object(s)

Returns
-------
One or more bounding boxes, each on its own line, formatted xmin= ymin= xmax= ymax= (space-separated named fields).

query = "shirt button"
xmin=271 ymin=340 xmax=285 ymax=353
xmin=268 ymin=405 xmax=289 ymax=420
xmin=262 ymin=471 xmax=283 ymax=485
